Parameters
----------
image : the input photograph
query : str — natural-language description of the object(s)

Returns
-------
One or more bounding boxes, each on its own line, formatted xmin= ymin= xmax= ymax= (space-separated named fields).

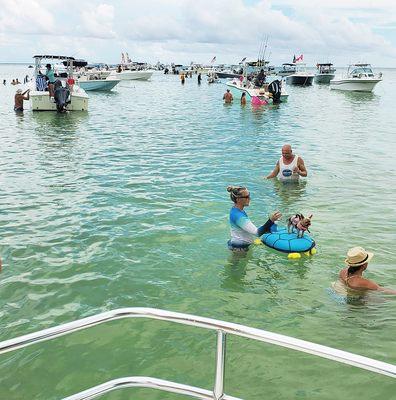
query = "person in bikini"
xmin=266 ymin=144 xmax=307 ymax=181
xmin=339 ymin=247 xmax=396 ymax=294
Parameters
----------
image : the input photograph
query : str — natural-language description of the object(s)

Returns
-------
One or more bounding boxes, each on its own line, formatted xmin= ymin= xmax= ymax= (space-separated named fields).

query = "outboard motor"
xmin=268 ymin=79 xmax=282 ymax=104
xmin=53 ymin=79 xmax=70 ymax=113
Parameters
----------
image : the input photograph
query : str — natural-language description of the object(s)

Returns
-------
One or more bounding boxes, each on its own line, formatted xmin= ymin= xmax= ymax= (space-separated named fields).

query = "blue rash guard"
xmin=228 ymin=206 xmax=274 ymax=250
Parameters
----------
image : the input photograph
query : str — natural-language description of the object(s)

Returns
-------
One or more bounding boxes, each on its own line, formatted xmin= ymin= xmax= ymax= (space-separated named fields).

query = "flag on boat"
xmin=295 ymin=54 xmax=303 ymax=62
xmin=240 ymin=57 xmax=247 ymax=64
xmin=292 ymin=54 xmax=296 ymax=63
xmin=211 ymin=56 xmax=216 ymax=63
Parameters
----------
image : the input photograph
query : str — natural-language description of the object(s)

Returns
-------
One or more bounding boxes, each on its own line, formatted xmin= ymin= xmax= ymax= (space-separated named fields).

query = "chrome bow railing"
xmin=0 ymin=307 xmax=395 ymax=400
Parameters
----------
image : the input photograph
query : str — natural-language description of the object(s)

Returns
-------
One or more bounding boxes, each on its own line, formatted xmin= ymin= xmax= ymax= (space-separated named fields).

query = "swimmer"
xmin=227 ymin=185 xmax=282 ymax=251
xmin=266 ymin=144 xmax=307 ymax=181
xmin=339 ymin=247 xmax=396 ymax=294
xmin=240 ymin=92 xmax=247 ymax=105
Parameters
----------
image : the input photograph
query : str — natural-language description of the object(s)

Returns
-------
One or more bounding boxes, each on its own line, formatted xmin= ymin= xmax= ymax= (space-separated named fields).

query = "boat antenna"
xmin=257 ymin=35 xmax=265 ymax=67
xmin=262 ymin=35 xmax=269 ymax=67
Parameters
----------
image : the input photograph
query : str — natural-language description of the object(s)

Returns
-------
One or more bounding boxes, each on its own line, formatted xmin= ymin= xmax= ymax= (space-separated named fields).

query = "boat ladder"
xmin=0 ymin=307 xmax=395 ymax=399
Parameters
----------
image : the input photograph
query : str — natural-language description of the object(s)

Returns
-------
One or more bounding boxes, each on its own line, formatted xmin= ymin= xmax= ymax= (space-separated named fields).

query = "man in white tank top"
xmin=266 ymin=144 xmax=307 ymax=181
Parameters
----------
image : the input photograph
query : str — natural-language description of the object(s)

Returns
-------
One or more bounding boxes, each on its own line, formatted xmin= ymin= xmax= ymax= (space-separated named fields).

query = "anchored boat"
xmin=330 ymin=64 xmax=382 ymax=92
xmin=285 ymin=63 xmax=314 ymax=86
xmin=29 ymin=55 xmax=89 ymax=111
xmin=314 ymin=63 xmax=336 ymax=84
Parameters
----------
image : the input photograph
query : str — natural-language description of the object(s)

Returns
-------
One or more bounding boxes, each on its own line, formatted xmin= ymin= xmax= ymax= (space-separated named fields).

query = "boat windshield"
xmin=349 ymin=66 xmax=374 ymax=77
xmin=319 ymin=65 xmax=334 ymax=73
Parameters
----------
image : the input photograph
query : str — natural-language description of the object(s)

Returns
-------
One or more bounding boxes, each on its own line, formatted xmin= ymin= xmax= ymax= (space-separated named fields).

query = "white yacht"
xmin=76 ymin=71 xmax=120 ymax=91
xmin=108 ymin=69 xmax=154 ymax=81
xmin=330 ymin=63 xmax=382 ymax=92
xmin=314 ymin=63 xmax=336 ymax=84
xmin=29 ymin=55 xmax=89 ymax=111
xmin=285 ymin=63 xmax=315 ymax=86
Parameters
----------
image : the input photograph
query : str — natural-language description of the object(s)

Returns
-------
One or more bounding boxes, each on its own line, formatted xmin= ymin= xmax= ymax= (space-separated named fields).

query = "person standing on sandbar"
xmin=266 ymin=144 xmax=307 ymax=181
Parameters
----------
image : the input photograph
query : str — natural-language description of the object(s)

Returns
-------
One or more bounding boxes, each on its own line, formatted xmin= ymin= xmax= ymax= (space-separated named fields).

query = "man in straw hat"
xmin=339 ymin=247 xmax=396 ymax=294
xmin=14 ymin=88 xmax=30 ymax=112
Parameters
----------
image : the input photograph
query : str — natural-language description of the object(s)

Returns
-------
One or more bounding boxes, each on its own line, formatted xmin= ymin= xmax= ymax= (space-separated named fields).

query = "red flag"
xmin=295 ymin=54 xmax=304 ymax=62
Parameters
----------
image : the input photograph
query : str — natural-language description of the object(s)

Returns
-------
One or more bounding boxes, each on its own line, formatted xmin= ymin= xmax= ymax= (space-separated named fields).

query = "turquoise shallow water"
xmin=0 ymin=65 xmax=395 ymax=399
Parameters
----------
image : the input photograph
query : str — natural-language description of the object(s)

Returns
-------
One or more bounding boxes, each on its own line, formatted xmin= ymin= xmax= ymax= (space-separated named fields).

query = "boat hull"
xmin=216 ymin=72 xmax=241 ymax=79
xmin=329 ymin=78 xmax=381 ymax=92
xmin=314 ymin=73 xmax=335 ymax=84
xmin=286 ymin=75 xmax=314 ymax=86
xmin=78 ymin=79 xmax=120 ymax=91
xmin=111 ymin=70 xmax=154 ymax=81
xmin=226 ymin=81 xmax=288 ymax=103
xmin=30 ymin=91 xmax=89 ymax=111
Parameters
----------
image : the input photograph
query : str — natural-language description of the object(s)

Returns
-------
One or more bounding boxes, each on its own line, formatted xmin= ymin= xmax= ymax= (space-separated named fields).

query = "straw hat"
xmin=345 ymin=247 xmax=373 ymax=267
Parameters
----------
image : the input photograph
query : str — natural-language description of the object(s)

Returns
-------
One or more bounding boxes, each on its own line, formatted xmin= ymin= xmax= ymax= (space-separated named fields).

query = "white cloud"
xmin=0 ymin=0 xmax=56 ymax=35
xmin=80 ymin=3 xmax=116 ymax=39
xmin=0 ymin=0 xmax=395 ymax=65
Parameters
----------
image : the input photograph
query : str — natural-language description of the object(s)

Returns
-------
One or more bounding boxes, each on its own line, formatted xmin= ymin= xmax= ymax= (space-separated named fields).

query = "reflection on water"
xmin=332 ymin=90 xmax=379 ymax=104
xmin=272 ymin=178 xmax=307 ymax=209
xmin=221 ymin=249 xmax=250 ymax=290
xmin=32 ymin=110 xmax=88 ymax=133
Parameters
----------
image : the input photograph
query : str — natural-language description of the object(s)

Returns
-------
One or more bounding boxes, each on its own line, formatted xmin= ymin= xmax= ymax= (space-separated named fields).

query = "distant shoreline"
xmin=0 ymin=62 xmax=395 ymax=69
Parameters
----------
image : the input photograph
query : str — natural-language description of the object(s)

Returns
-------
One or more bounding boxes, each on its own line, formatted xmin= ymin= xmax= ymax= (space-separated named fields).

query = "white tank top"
xmin=278 ymin=155 xmax=299 ymax=180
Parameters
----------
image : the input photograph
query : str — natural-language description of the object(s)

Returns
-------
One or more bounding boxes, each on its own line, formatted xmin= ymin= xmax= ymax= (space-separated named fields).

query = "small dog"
xmin=287 ymin=214 xmax=313 ymax=238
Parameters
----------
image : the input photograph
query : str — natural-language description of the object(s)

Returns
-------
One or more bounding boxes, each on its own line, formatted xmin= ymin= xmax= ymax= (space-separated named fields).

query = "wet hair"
xmin=347 ymin=264 xmax=364 ymax=276
xmin=227 ymin=186 xmax=247 ymax=203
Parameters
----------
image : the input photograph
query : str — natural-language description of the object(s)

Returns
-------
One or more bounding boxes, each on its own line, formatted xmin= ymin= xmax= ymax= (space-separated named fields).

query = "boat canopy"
xmin=33 ymin=55 xmax=75 ymax=60
xmin=317 ymin=63 xmax=333 ymax=66
xmin=63 ymin=59 xmax=87 ymax=67
xmin=353 ymin=63 xmax=371 ymax=67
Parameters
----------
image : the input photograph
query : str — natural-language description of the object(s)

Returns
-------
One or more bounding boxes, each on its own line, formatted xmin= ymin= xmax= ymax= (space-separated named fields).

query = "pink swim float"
xmin=251 ymin=96 xmax=268 ymax=105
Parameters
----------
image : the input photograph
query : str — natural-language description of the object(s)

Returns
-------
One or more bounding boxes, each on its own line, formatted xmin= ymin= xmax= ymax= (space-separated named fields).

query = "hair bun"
xmin=226 ymin=186 xmax=234 ymax=192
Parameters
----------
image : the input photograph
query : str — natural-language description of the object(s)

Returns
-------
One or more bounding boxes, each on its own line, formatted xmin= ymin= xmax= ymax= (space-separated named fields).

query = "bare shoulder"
xmin=298 ymin=156 xmax=305 ymax=165
xmin=350 ymin=277 xmax=379 ymax=291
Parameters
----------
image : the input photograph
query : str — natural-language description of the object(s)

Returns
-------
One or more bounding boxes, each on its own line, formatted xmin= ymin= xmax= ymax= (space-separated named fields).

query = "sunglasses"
xmin=238 ymin=194 xmax=251 ymax=199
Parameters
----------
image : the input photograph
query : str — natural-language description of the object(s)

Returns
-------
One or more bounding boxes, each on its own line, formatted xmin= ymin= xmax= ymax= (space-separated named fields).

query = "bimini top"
xmin=33 ymin=55 xmax=75 ymax=60
xmin=317 ymin=63 xmax=333 ymax=66
xmin=352 ymin=63 xmax=371 ymax=67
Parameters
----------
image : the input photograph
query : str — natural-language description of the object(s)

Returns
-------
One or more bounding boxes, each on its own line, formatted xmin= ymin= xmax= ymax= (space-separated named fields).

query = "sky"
xmin=1 ymin=0 xmax=396 ymax=66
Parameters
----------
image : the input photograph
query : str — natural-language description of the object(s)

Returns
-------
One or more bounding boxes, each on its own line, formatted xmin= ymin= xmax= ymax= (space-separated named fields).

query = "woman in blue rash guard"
xmin=227 ymin=186 xmax=282 ymax=251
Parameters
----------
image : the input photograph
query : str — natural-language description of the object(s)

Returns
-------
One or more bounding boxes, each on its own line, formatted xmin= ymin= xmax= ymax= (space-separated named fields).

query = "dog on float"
xmin=287 ymin=214 xmax=313 ymax=238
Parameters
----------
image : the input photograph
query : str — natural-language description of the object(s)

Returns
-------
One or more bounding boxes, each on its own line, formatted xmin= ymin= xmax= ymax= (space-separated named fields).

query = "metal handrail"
xmin=0 ymin=307 xmax=395 ymax=400
xmin=62 ymin=376 xmax=241 ymax=400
